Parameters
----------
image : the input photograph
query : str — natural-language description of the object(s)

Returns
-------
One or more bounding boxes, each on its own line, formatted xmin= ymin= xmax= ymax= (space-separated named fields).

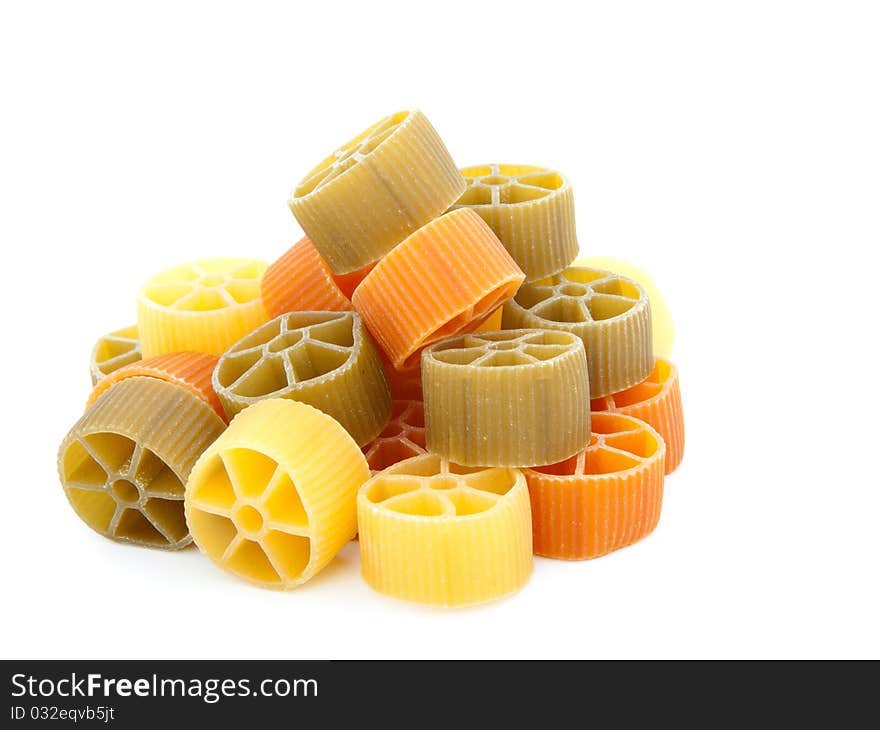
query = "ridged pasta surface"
xmin=58 ymin=377 xmax=226 ymax=549
xmin=524 ymin=413 xmax=665 ymax=560
xmin=185 ymin=399 xmax=371 ymax=589
xmin=358 ymin=454 xmax=533 ymax=606
xmin=289 ymin=110 xmax=466 ymax=274
xmin=503 ymin=266 xmax=652 ymax=398
xmin=422 ymin=329 xmax=591 ymax=467
xmin=137 ymin=258 xmax=268 ymax=357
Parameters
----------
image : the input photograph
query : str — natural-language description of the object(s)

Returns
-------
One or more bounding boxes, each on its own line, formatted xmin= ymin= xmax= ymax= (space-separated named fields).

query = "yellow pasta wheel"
xmin=454 ymin=164 xmax=578 ymax=282
xmin=358 ymin=454 xmax=533 ymax=606
xmin=503 ymin=266 xmax=653 ymax=399
xmin=289 ymin=110 xmax=466 ymax=274
xmin=422 ymin=329 xmax=591 ymax=467
xmin=58 ymin=377 xmax=226 ymax=549
xmin=213 ymin=311 xmax=391 ymax=446
xmin=137 ymin=257 xmax=268 ymax=358
xmin=185 ymin=399 xmax=370 ymax=589
xmin=89 ymin=325 xmax=141 ymax=384
xmin=574 ymin=255 xmax=675 ymax=356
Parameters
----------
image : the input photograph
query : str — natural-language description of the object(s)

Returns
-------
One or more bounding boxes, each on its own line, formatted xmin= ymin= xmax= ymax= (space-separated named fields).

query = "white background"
xmin=1 ymin=0 xmax=878 ymax=659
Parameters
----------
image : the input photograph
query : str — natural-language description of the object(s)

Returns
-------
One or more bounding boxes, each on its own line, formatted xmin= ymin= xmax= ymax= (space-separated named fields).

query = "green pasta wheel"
xmin=503 ymin=267 xmax=653 ymax=398
xmin=57 ymin=377 xmax=226 ymax=549
xmin=422 ymin=329 xmax=591 ymax=467
xmin=288 ymin=110 xmax=466 ymax=274
xmin=453 ymin=164 xmax=578 ymax=282
xmin=213 ymin=311 xmax=391 ymax=446
xmin=89 ymin=325 xmax=141 ymax=385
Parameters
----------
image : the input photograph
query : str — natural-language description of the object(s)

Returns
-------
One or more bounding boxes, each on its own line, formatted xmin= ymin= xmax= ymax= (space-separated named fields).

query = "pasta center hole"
xmin=480 ymin=175 xmax=508 ymax=186
xmin=431 ymin=476 xmax=457 ymax=490
xmin=235 ymin=505 xmax=264 ymax=534
xmin=200 ymin=275 xmax=226 ymax=287
xmin=489 ymin=341 xmax=520 ymax=351
xmin=111 ymin=479 xmax=139 ymax=503
xmin=560 ymin=284 xmax=587 ymax=297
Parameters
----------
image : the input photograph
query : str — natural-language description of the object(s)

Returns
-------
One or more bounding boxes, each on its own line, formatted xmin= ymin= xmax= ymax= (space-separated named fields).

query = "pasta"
xmin=361 ymin=399 xmax=426 ymax=473
xmin=137 ymin=257 xmax=268 ymax=357
xmin=58 ymin=377 xmax=226 ymax=549
xmin=289 ymin=110 xmax=466 ymax=274
xmin=213 ymin=311 xmax=391 ymax=446
xmin=503 ymin=266 xmax=653 ymax=398
xmin=422 ymin=329 xmax=591 ymax=467
xmin=357 ymin=454 xmax=533 ymax=606
xmin=591 ymin=357 xmax=684 ymax=474
xmin=352 ymin=209 xmax=525 ymax=369
xmin=89 ymin=325 xmax=141 ymax=385
xmin=59 ymin=108 xmax=686 ymax=603
xmin=261 ymin=237 xmax=354 ymax=318
xmin=86 ymin=351 xmax=225 ymax=421
xmin=574 ymin=255 xmax=675 ymax=356
xmin=331 ymin=261 xmax=375 ymax=300
xmin=454 ymin=164 xmax=578 ymax=282
xmin=474 ymin=306 xmax=503 ymax=333
xmin=378 ymin=308 xmax=502 ymax=401
xmin=382 ymin=358 xmax=423 ymax=401
xmin=524 ymin=413 xmax=665 ymax=560
xmin=185 ymin=399 xmax=371 ymax=589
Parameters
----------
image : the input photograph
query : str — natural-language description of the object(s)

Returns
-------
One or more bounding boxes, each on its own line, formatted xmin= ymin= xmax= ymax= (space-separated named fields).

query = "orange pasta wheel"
xmin=332 ymin=261 xmax=375 ymax=301
xmin=382 ymin=359 xmax=423 ymax=401
xmin=261 ymin=237 xmax=353 ymax=318
xmin=474 ymin=306 xmax=503 ymax=333
xmin=524 ymin=413 xmax=665 ymax=560
xmin=352 ymin=209 xmax=525 ymax=369
xmin=362 ymin=400 xmax=426 ymax=473
xmin=591 ymin=357 xmax=684 ymax=474
xmin=86 ymin=352 xmax=225 ymax=422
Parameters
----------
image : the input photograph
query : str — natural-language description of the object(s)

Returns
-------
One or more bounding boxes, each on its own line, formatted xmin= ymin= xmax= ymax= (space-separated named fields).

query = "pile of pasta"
xmin=59 ymin=110 xmax=684 ymax=606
